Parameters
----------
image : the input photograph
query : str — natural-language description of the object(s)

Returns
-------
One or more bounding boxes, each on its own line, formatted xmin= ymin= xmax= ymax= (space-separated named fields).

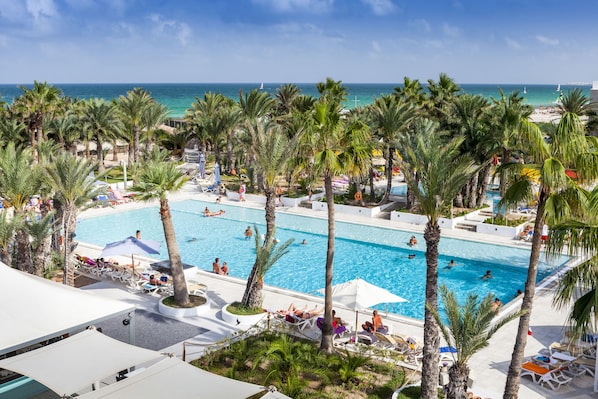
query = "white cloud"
xmin=505 ymin=37 xmax=523 ymax=50
xmin=535 ymin=35 xmax=559 ymax=46
xmin=409 ymin=18 xmax=431 ymax=33
xmin=26 ymin=0 xmax=58 ymax=22
xmin=149 ymin=14 xmax=192 ymax=46
xmin=442 ymin=23 xmax=460 ymax=38
xmin=252 ymin=0 xmax=334 ymax=14
xmin=361 ymin=0 xmax=396 ymax=16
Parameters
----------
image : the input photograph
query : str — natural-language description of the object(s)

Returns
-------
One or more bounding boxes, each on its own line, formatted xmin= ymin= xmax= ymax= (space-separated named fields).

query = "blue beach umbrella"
xmin=198 ymin=152 xmax=206 ymax=179
xmin=100 ymin=236 xmax=161 ymax=273
xmin=214 ymin=162 xmax=221 ymax=185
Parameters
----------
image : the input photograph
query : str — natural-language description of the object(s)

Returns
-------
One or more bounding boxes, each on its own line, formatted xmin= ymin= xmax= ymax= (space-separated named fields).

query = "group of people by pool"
xmin=211 ymin=257 xmax=229 ymax=275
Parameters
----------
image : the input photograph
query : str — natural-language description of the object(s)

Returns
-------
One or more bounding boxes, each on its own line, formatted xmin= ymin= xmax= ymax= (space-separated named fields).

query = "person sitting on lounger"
xmin=285 ymin=303 xmax=323 ymax=322
xmin=148 ymin=274 xmax=163 ymax=286
xmin=362 ymin=310 xmax=387 ymax=334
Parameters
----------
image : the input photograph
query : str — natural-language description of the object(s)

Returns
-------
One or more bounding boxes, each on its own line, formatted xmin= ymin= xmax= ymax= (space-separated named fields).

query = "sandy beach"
xmin=529 ymin=107 xmax=562 ymax=123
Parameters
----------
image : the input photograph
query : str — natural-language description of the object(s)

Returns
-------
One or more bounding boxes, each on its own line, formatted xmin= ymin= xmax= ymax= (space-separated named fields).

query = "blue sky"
xmin=0 ymin=0 xmax=596 ymax=84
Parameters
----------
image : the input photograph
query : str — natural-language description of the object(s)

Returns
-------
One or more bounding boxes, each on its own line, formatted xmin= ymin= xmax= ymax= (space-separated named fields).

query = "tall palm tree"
xmin=430 ymin=286 xmax=523 ymax=399
xmin=488 ymin=90 xmax=534 ymax=197
xmin=397 ymin=119 xmax=477 ymax=399
xmin=305 ymin=89 xmax=371 ymax=353
xmin=141 ymin=102 xmax=170 ymax=152
xmin=12 ymin=81 xmax=62 ymax=157
xmin=130 ymin=155 xmax=190 ymax=306
xmin=0 ymin=143 xmax=41 ymax=274
xmin=367 ymin=95 xmax=415 ymax=203
xmin=118 ymin=87 xmax=153 ymax=164
xmin=501 ymin=90 xmax=598 ymax=398
xmin=274 ymin=83 xmax=302 ymax=116
xmin=45 ymin=154 xmax=103 ymax=286
xmin=240 ymin=119 xmax=300 ymax=307
xmin=81 ymin=99 xmax=123 ymax=172
xmin=448 ymin=94 xmax=494 ymax=208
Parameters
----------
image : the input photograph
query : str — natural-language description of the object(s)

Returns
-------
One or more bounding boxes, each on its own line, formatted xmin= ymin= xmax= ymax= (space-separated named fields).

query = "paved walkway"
xmin=77 ymin=181 xmax=595 ymax=399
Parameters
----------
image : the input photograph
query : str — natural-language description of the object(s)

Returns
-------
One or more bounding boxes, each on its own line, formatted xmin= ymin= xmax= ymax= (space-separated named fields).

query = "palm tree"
xmin=45 ymin=154 xmax=103 ymax=286
xmin=12 ymin=81 xmax=62 ymax=158
xmin=488 ymin=90 xmax=534 ymax=197
xmin=141 ymin=102 xmax=170 ymax=152
xmin=27 ymin=212 xmax=55 ymax=277
xmin=118 ymin=87 xmax=153 ymax=163
xmin=274 ymin=83 xmax=302 ymax=116
xmin=367 ymin=95 xmax=415 ymax=203
xmin=501 ymin=89 xmax=598 ymax=398
xmin=304 ymin=85 xmax=371 ymax=353
xmin=130 ymin=154 xmax=190 ymax=306
xmin=397 ymin=119 xmax=477 ymax=399
xmin=448 ymin=94 xmax=495 ymax=208
xmin=81 ymin=99 xmax=123 ymax=172
xmin=429 ymin=286 xmax=523 ymax=399
xmin=0 ymin=143 xmax=41 ymax=274
xmin=0 ymin=211 xmax=23 ymax=267
xmin=241 ymin=226 xmax=293 ymax=308
xmin=239 ymin=119 xmax=299 ymax=308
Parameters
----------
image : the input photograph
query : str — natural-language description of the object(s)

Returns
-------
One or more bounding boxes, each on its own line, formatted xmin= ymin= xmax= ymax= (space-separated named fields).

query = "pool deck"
xmin=77 ymin=181 xmax=594 ymax=399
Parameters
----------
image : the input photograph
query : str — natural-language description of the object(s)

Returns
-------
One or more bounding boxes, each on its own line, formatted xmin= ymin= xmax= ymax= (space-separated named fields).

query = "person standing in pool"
xmin=481 ymin=270 xmax=493 ymax=280
xmin=136 ymin=230 xmax=141 ymax=239
xmin=212 ymin=258 xmax=221 ymax=274
xmin=444 ymin=259 xmax=456 ymax=269
xmin=244 ymin=226 xmax=252 ymax=240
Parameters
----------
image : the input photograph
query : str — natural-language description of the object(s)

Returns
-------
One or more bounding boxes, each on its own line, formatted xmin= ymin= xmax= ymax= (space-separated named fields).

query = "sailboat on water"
xmin=553 ymin=84 xmax=563 ymax=105
xmin=523 ymin=86 xmax=527 ymax=94
xmin=259 ymin=82 xmax=264 ymax=90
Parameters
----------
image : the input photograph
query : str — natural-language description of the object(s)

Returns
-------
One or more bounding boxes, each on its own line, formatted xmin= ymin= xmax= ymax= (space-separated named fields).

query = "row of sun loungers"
xmin=520 ymin=340 xmax=596 ymax=391
xmin=73 ymin=255 xmax=206 ymax=298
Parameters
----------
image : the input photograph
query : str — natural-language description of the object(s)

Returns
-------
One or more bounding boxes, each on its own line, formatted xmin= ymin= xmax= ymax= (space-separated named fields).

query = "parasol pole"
xmin=355 ymin=310 xmax=359 ymax=343
xmin=131 ymin=254 xmax=135 ymax=275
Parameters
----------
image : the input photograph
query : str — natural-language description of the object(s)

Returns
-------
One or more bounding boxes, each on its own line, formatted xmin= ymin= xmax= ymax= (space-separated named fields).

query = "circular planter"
xmin=158 ymin=295 xmax=210 ymax=318
xmin=221 ymin=304 xmax=267 ymax=327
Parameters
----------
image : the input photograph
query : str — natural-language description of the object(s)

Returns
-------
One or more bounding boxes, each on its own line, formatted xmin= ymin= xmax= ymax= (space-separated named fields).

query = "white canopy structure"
xmin=0 ymin=263 xmax=135 ymax=356
xmin=77 ymin=357 xmax=268 ymax=399
xmin=0 ymin=329 xmax=162 ymax=397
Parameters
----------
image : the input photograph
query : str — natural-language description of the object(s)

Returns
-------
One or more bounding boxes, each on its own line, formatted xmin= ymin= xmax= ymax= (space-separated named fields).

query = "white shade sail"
xmin=0 ymin=329 xmax=163 ymax=397
xmin=77 ymin=357 xmax=269 ymax=399
xmin=0 ymin=264 xmax=134 ymax=356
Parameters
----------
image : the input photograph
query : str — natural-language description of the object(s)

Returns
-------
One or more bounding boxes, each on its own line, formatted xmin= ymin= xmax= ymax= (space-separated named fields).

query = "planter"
xmin=391 ymin=211 xmax=467 ymax=229
xmin=158 ymin=295 xmax=210 ymax=318
xmin=221 ymin=304 xmax=268 ymax=327
xmin=311 ymin=201 xmax=385 ymax=218
xmin=476 ymin=222 xmax=520 ymax=238
xmin=281 ymin=192 xmax=325 ymax=207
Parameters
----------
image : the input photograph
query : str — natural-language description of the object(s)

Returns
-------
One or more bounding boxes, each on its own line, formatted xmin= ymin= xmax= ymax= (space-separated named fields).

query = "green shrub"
xmin=483 ymin=215 xmax=529 ymax=227
xmin=226 ymin=301 xmax=264 ymax=315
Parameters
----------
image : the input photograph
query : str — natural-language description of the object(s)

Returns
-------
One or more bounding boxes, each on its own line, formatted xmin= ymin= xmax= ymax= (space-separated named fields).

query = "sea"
xmin=0 ymin=82 xmax=592 ymax=119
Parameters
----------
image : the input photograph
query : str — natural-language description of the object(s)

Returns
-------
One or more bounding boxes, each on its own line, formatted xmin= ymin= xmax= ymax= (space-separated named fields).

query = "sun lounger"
xmin=520 ymin=361 xmax=572 ymax=391
xmin=187 ymin=280 xmax=208 ymax=296
xmin=283 ymin=314 xmax=317 ymax=331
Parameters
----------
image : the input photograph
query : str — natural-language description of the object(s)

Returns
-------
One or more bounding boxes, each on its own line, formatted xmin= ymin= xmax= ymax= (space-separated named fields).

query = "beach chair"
xmin=520 ymin=361 xmax=572 ymax=391
xmin=187 ymin=280 xmax=208 ymax=296
xmin=282 ymin=314 xmax=317 ymax=331
xmin=316 ymin=317 xmax=349 ymax=339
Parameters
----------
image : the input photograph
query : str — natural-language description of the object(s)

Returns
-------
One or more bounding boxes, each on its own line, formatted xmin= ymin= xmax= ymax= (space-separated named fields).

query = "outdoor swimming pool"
xmin=75 ymin=200 xmax=568 ymax=320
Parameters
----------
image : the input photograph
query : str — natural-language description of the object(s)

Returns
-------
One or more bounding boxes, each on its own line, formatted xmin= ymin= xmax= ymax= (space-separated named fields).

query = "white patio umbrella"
xmin=318 ymin=278 xmax=408 ymax=341
xmin=100 ymin=236 xmax=161 ymax=274
xmin=214 ymin=161 xmax=221 ymax=185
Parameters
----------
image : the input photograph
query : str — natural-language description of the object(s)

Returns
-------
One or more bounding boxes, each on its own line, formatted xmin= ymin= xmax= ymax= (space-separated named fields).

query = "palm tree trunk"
xmin=381 ymin=147 xmax=394 ymax=204
xmin=112 ymin=140 xmax=119 ymax=161
xmin=447 ymin=362 xmax=470 ymax=399
xmin=320 ymin=175 xmax=335 ymax=354
xmin=241 ymin=190 xmax=276 ymax=308
xmin=0 ymin=246 xmax=11 ymax=267
xmin=421 ymin=220 xmax=441 ymax=399
xmin=63 ymin=206 xmax=77 ymax=286
xmin=159 ymin=199 xmax=190 ymax=306
xmin=503 ymin=188 xmax=547 ymax=398
xmin=133 ymin=125 xmax=140 ymax=163
xmin=477 ymin=165 xmax=492 ymax=208
xmin=499 ymin=149 xmax=509 ymax=197
xmin=97 ymin=138 xmax=105 ymax=172
xmin=15 ymin=228 xmax=33 ymax=274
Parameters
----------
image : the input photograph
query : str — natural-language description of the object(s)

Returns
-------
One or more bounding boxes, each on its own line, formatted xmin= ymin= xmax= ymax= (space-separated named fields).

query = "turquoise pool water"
xmin=75 ymin=200 xmax=568 ymax=320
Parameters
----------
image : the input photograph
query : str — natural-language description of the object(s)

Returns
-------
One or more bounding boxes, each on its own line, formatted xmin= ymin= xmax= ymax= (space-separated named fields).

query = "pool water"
xmin=75 ymin=200 xmax=568 ymax=320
